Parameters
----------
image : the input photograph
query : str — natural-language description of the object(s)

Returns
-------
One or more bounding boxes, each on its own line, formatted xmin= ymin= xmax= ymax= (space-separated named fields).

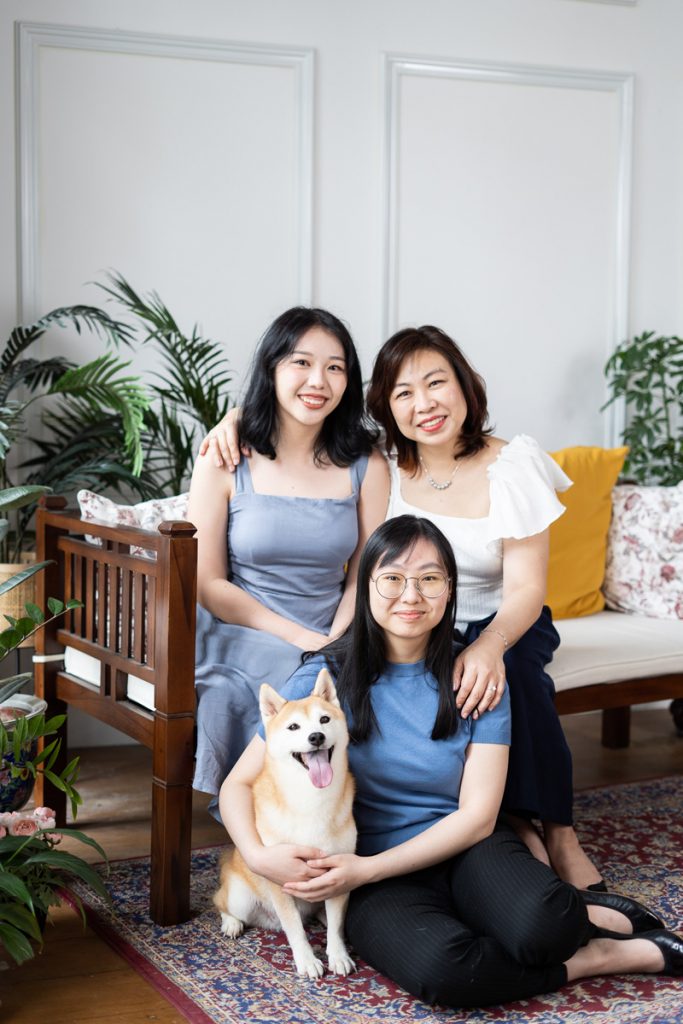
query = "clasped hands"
xmin=250 ymin=843 xmax=369 ymax=902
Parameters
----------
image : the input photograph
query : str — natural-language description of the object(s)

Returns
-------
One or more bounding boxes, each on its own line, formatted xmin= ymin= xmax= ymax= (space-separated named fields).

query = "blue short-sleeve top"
xmin=262 ymin=654 xmax=511 ymax=856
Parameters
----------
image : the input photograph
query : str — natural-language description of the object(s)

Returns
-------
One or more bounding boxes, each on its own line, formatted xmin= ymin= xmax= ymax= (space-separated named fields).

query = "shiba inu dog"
xmin=213 ymin=668 xmax=357 ymax=978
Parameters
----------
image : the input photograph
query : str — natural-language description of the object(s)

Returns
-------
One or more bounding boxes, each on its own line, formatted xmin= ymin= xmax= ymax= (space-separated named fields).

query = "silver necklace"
xmin=419 ymin=453 xmax=462 ymax=491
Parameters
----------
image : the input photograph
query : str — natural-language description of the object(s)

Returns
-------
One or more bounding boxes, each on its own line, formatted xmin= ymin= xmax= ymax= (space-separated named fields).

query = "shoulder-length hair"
xmin=366 ymin=325 xmax=492 ymax=472
xmin=314 ymin=514 xmax=460 ymax=742
xmin=239 ymin=306 xmax=378 ymax=467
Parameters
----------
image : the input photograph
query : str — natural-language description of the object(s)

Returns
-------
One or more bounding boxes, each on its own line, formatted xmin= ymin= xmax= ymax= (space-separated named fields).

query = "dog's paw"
xmin=219 ymin=912 xmax=244 ymax=939
xmin=328 ymin=951 xmax=356 ymax=976
xmin=295 ymin=953 xmax=325 ymax=979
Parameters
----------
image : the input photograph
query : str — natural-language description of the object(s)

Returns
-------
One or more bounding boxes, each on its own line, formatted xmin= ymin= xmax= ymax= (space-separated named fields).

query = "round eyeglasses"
xmin=372 ymin=571 xmax=450 ymax=600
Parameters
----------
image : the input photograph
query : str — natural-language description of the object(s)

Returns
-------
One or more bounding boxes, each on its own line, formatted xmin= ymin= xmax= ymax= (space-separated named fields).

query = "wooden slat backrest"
xmin=34 ymin=498 xmax=198 ymax=925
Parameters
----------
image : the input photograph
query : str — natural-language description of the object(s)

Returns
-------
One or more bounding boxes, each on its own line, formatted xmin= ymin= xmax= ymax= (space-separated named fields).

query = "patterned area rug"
xmin=77 ymin=777 xmax=683 ymax=1024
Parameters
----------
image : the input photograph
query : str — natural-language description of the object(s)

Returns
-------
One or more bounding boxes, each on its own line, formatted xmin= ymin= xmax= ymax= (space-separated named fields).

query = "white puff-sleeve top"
xmin=386 ymin=434 xmax=572 ymax=631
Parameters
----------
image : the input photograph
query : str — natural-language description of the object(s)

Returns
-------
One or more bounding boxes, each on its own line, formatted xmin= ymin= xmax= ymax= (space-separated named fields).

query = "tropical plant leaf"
xmin=0 ymin=560 xmax=52 ymax=599
xmin=0 ymin=356 xmax=74 ymax=403
xmin=0 ymin=872 xmax=33 ymax=908
xmin=0 ymin=485 xmax=51 ymax=511
xmin=49 ymin=354 xmax=150 ymax=475
xmin=1 ymin=305 xmax=135 ymax=376
xmin=0 ymin=917 xmax=39 ymax=963
xmin=0 ymin=673 xmax=32 ymax=703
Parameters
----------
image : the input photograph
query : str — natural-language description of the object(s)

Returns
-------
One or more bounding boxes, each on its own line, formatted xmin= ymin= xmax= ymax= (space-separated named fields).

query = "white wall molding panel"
xmin=15 ymin=22 xmax=314 ymax=364
xmin=382 ymin=55 xmax=634 ymax=447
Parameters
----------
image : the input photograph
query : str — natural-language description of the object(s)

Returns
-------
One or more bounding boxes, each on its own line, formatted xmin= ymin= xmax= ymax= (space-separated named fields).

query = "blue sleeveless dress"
xmin=193 ymin=454 xmax=369 ymax=795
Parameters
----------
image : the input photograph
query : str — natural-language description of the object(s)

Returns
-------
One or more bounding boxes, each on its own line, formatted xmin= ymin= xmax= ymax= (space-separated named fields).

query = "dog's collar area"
xmin=293 ymin=746 xmax=334 ymax=770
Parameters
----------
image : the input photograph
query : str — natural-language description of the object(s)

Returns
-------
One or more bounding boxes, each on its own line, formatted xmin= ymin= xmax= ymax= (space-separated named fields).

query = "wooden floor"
xmin=1 ymin=708 xmax=682 ymax=1023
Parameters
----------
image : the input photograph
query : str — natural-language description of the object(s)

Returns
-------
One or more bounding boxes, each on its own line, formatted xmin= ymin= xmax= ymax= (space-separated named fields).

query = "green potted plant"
xmin=0 ymin=484 xmax=108 ymax=965
xmin=0 ymin=303 xmax=150 ymax=561
xmin=603 ymin=330 xmax=683 ymax=485
xmin=26 ymin=272 xmax=235 ymax=499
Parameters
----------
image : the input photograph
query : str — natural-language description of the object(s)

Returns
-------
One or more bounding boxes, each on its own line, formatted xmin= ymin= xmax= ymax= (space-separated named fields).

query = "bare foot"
xmin=544 ymin=823 xmax=603 ymax=888
xmin=507 ymin=815 xmax=551 ymax=865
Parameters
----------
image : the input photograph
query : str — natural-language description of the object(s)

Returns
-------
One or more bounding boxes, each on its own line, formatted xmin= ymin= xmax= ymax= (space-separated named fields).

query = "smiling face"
xmin=273 ymin=326 xmax=348 ymax=431
xmin=369 ymin=537 xmax=451 ymax=660
xmin=388 ymin=347 xmax=468 ymax=452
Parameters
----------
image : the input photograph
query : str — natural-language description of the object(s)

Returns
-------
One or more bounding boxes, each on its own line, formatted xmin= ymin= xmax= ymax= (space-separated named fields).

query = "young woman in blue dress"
xmin=188 ymin=307 xmax=389 ymax=800
xmin=219 ymin=515 xmax=682 ymax=1007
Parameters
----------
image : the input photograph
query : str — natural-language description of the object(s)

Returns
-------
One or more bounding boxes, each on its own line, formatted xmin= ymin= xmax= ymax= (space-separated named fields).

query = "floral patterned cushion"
xmin=77 ymin=491 xmax=190 ymax=559
xmin=603 ymin=483 xmax=683 ymax=619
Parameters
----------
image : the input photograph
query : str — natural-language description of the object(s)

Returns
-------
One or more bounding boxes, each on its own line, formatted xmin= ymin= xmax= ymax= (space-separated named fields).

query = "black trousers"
xmin=345 ymin=824 xmax=594 ymax=1008
xmin=465 ymin=606 xmax=575 ymax=825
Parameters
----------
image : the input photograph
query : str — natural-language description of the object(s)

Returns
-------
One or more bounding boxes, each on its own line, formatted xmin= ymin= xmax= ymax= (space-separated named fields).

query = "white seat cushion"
xmin=552 ymin=610 xmax=683 ymax=691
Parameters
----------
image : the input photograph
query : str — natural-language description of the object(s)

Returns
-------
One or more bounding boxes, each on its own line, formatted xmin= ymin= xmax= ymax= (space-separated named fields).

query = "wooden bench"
xmin=33 ymin=498 xmax=197 ymax=926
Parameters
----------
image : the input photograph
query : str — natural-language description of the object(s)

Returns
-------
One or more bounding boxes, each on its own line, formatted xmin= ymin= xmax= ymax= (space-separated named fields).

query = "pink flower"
xmin=33 ymin=807 xmax=56 ymax=822
xmin=0 ymin=825 xmax=6 ymax=838
xmin=673 ymin=527 xmax=683 ymax=544
xmin=45 ymin=832 xmax=62 ymax=844
xmin=9 ymin=817 xmax=39 ymax=837
xmin=660 ymin=564 xmax=676 ymax=582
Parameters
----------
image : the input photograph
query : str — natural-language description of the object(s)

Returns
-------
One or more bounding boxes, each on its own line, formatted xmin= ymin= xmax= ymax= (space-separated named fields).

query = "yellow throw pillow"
xmin=546 ymin=446 xmax=628 ymax=619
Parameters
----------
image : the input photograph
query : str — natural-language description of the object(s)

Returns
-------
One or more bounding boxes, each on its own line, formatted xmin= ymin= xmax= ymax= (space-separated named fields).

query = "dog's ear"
xmin=312 ymin=667 xmax=340 ymax=708
xmin=259 ymin=684 xmax=287 ymax=722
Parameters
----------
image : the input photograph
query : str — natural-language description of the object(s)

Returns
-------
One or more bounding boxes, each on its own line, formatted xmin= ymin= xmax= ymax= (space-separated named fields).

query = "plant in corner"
xmin=603 ymin=330 xmax=683 ymax=485
xmin=11 ymin=273 xmax=234 ymax=503
xmin=0 ymin=486 xmax=109 ymax=966
xmin=0 ymin=303 xmax=149 ymax=559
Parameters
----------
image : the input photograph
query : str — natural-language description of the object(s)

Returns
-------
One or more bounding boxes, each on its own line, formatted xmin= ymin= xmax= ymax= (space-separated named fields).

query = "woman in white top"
xmin=201 ymin=324 xmax=602 ymax=889
xmin=365 ymin=324 xmax=602 ymax=890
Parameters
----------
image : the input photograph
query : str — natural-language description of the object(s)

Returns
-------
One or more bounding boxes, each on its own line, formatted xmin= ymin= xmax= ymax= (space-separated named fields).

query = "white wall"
xmin=1 ymin=0 xmax=681 ymax=741
xmin=2 ymin=0 xmax=682 ymax=449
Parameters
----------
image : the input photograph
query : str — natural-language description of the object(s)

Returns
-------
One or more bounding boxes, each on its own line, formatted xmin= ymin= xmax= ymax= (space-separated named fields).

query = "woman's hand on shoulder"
xmin=198 ymin=406 xmax=248 ymax=470
xmin=453 ymin=632 xmax=506 ymax=719
xmin=282 ymin=853 xmax=372 ymax=902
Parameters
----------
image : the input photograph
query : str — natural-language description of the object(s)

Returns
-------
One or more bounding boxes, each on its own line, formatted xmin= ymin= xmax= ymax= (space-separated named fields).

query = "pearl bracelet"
xmin=481 ymin=627 xmax=509 ymax=650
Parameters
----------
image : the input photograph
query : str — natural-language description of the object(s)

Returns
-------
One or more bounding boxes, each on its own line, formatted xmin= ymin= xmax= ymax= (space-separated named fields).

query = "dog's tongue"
xmin=303 ymin=750 xmax=333 ymax=788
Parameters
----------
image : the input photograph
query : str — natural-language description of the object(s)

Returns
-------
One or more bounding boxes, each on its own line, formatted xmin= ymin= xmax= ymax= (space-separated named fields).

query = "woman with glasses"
xmin=220 ymin=515 xmax=682 ymax=1006
xmin=188 ymin=307 xmax=388 ymax=804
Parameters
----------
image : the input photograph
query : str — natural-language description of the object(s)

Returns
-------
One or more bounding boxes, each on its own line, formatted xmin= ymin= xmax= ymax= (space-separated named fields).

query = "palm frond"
xmin=0 ymin=403 xmax=26 ymax=461
xmin=1 ymin=306 xmax=135 ymax=375
xmin=48 ymin=355 xmax=150 ymax=475
xmin=97 ymin=272 xmax=180 ymax=339
xmin=0 ymin=357 xmax=74 ymax=404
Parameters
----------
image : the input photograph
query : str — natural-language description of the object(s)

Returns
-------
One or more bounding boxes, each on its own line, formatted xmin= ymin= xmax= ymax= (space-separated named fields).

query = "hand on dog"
xmin=452 ymin=636 xmax=506 ymax=720
xmin=250 ymin=844 xmax=329 ymax=887
xmin=282 ymin=854 xmax=371 ymax=902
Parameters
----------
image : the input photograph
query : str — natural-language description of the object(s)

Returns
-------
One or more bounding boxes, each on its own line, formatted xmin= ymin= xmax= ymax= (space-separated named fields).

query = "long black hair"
xmin=239 ymin=306 xmax=378 ymax=466
xmin=314 ymin=515 xmax=460 ymax=742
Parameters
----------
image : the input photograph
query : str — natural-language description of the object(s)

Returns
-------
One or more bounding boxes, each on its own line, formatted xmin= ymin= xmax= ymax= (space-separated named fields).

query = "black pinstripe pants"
xmin=345 ymin=823 xmax=594 ymax=1008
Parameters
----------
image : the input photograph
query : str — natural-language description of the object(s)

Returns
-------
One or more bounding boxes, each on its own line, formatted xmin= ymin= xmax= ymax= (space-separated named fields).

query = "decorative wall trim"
xmin=568 ymin=1 xmax=637 ymax=7
xmin=381 ymin=54 xmax=634 ymax=446
xmin=15 ymin=22 xmax=314 ymax=319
